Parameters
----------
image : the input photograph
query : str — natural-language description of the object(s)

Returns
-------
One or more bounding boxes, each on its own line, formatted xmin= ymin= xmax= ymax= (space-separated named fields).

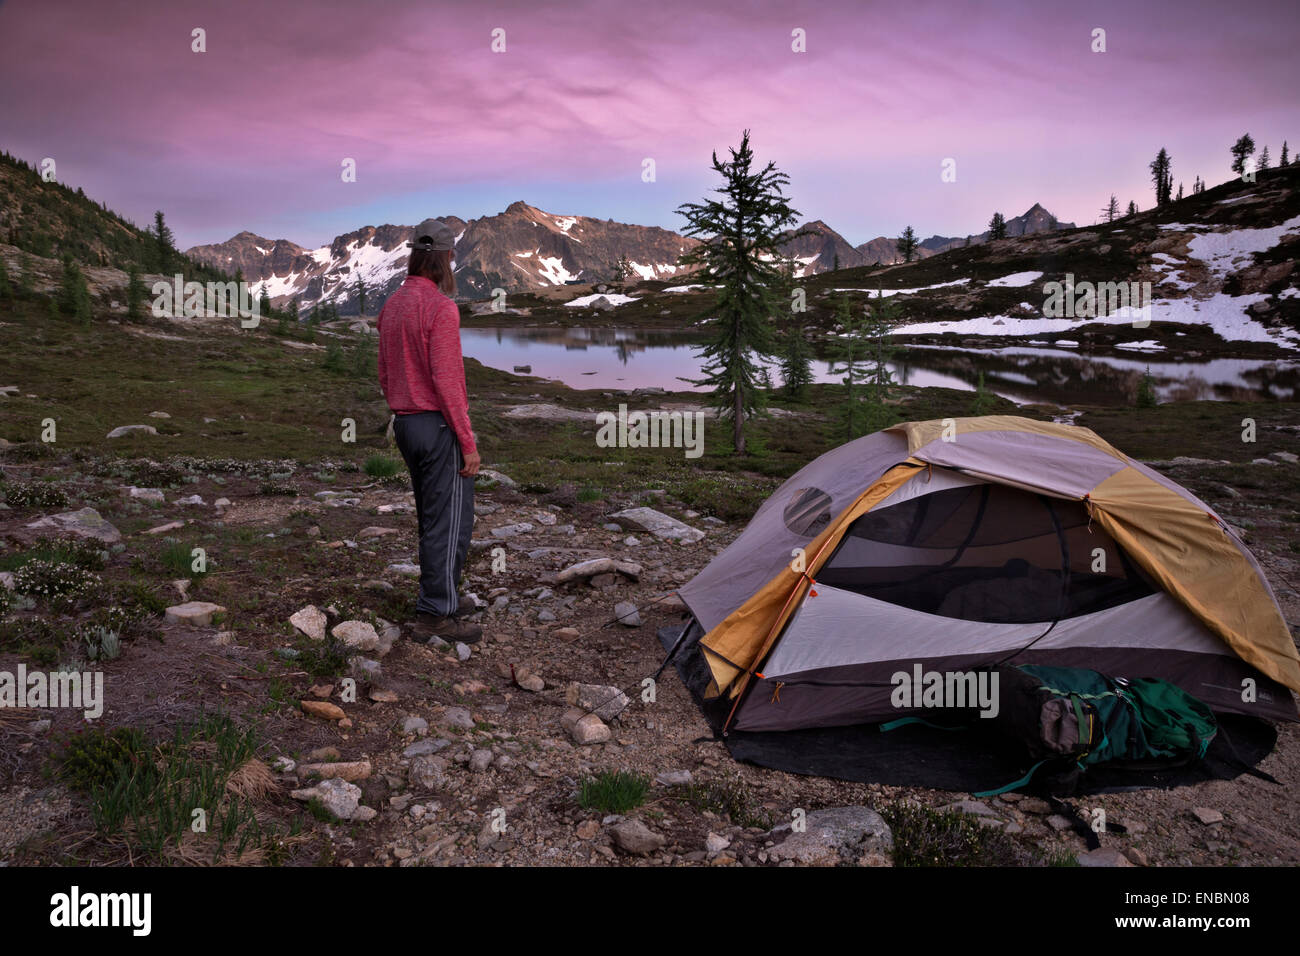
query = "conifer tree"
xmin=58 ymin=255 xmax=91 ymax=324
xmin=897 ymin=226 xmax=918 ymax=263
xmin=1230 ymin=134 xmax=1256 ymax=176
xmin=779 ymin=321 xmax=813 ymax=400
xmin=127 ymin=265 xmax=145 ymax=320
xmin=1258 ymin=145 xmax=1271 ymax=170
xmin=1149 ymin=148 xmax=1173 ymax=206
xmin=1102 ymin=195 xmax=1119 ymax=222
xmin=153 ymin=210 xmax=175 ymax=273
xmin=988 ymin=212 xmax=1007 ymax=240
xmin=675 ymin=130 xmax=805 ymax=453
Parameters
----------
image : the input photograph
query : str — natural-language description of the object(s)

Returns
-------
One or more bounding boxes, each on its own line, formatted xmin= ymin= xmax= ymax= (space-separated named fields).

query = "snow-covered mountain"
xmin=186 ymin=202 xmax=699 ymax=312
xmin=184 ymin=200 xmax=1077 ymax=312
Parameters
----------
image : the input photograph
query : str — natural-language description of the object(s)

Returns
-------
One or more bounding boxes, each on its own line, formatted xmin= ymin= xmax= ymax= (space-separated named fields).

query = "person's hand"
xmin=460 ymin=450 xmax=481 ymax=477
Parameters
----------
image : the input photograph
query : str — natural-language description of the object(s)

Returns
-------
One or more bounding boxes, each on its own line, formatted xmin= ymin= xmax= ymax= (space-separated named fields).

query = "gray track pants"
xmin=392 ymin=411 xmax=474 ymax=617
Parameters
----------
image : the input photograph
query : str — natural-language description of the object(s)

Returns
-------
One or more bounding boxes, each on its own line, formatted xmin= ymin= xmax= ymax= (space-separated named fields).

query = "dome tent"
xmin=672 ymin=416 xmax=1299 ymax=753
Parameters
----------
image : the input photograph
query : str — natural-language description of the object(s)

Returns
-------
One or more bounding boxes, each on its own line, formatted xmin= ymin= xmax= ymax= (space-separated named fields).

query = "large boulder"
xmin=26 ymin=507 xmax=122 ymax=544
xmin=766 ymin=806 xmax=893 ymax=867
xmin=608 ymin=507 xmax=704 ymax=543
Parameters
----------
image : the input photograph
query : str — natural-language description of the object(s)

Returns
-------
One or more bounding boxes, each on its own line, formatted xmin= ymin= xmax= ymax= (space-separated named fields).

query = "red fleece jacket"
xmin=376 ymin=276 xmax=477 ymax=456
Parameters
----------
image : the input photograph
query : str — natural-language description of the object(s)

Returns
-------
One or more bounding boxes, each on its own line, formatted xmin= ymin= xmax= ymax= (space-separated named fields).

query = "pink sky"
xmin=1 ymin=0 xmax=1296 ymax=249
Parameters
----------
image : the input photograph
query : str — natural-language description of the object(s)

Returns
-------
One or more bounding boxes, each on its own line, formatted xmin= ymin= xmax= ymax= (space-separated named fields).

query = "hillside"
xmin=0 ymin=150 xmax=226 ymax=283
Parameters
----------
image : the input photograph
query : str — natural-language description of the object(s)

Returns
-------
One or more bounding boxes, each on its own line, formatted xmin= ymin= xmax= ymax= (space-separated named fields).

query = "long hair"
xmin=408 ymin=241 xmax=456 ymax=296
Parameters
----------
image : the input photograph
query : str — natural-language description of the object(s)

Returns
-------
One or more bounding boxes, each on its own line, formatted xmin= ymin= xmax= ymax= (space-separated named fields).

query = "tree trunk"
xmin=733 ymin=386 xmax=745 ymax=454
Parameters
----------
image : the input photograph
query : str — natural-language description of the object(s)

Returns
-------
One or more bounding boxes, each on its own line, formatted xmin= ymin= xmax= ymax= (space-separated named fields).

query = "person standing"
xmin=377 ymin=218 xmax=482 ymax=643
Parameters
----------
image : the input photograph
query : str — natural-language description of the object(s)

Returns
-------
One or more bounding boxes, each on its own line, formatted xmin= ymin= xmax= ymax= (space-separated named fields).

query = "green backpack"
xmin=977 ymin=664 xmax=1218 ymax=795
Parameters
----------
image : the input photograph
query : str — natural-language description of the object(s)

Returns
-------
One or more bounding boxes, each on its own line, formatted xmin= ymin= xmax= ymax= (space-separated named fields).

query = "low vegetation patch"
xmin=880 ymin=803 xmax=1029 ymax=867
xmin=578 ymin=770 xmax=651 ymax=815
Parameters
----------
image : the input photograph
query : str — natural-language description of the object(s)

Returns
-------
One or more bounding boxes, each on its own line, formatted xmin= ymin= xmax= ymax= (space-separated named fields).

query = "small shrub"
xmin=880 ymin=803 xmax=1028 ymax=867
xmin=676 ymin=777 xmax=772 ymax=829
xmin=0 ymin=479 xmax=70 ymax=509
xmin=13 ymin=559 xmax=101 ymax=608
xmin=55 ymin=726 xmax=150 ymax=794
xmin=363 ymin=455 xmax=403 ymax=479
xmin=258 ymin=480 xmax=300 ymax=496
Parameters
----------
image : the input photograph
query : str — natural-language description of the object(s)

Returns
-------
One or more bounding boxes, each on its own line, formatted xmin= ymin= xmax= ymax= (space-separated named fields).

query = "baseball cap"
xmin=409 ymin=218 xmax=457 ymax=252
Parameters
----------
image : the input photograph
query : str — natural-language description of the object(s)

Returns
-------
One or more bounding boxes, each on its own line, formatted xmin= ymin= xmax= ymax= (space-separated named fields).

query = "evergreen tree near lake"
xmin=1136 ymin=366 xmax=1158 ymax=408
xmin=827 ymin=290 xmax=899 ymax=442
xmin=675 ymin=130 xmax=805 ymax=454
xmin=779 ymin=322 xmax=814 ymax=400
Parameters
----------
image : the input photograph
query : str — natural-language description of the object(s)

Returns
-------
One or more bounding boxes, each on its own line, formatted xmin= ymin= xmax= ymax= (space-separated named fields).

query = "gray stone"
xmin=613 ymin=601 xmax=642 ymax=627
xmin=174 ymin=494 xmax=206 ymax=506
xmin=490 ymin=522 xmax=534 ymax=538
xmin=469 ymin=749 xmax=494 ymax=772
xmin=401 ymin=715 xmax=429 ymax=734
xmin=408 ymin=755 xmax=449 ymax=790
xmin=1076 ymin=847 xmax=1134 ymax=867
xmin=477 ymin=469 xmax=517 ymax=488
xmin=106 ymin=424 xmax=157 ymax=439
xmin=561 ymin=707 xmax=611 ymax=744
xmin=290 ymin=777 xmax=362 ymax=820
xmin=767 ymin=806 xmax=893 ymax=867
xmin=610 ymin=818 xmax=666 ymax=855
xmin=403 ymin=738 xmax=452 ymax=758
xmin=164 ymin=601 xmax=226 ymax=627
xmin=1192 ymin=807 xmax=1224 ymax=825
xmin=555 ymin=556 xmax=642 ymax=582
xmin=124 ymin=486 xmax=165 ymax=502
xmin=441 ymin=706 xmax=475 ymax=731
xmin=26 ymin=507 xmax=122 ymax=544
xmin=455 ymin=642 xmax=472 ymax=661
xmin=565 ymin=682 xmax=630 ymax=721
xmin=608 ymin=506 xmax=704 ymax=543
xmin=332 ymin=620 xmax=380 ymax=652
xmin=289 ymin=605 xmax=327 ymax=642
xmin=387 ymin=562 xmax=421 ymax=577
xmin=655 ymin=770 xmax=693 ymax=786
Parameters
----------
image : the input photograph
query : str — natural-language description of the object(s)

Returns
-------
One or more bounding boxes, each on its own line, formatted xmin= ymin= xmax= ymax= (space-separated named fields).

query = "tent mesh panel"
xmin=816 ymin=483 xmax=1155 ymax=623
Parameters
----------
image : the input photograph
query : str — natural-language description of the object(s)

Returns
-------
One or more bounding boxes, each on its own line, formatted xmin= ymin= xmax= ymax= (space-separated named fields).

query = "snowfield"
xmin=892 ymin=292 xmax=1298 ymax=349
xmin=564 ymin=293 xmax=640 ymax=308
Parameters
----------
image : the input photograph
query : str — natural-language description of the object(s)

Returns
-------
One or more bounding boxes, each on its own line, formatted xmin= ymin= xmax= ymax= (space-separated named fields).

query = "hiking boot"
xmin=410 ymin=612 xmax=482 ymax=645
